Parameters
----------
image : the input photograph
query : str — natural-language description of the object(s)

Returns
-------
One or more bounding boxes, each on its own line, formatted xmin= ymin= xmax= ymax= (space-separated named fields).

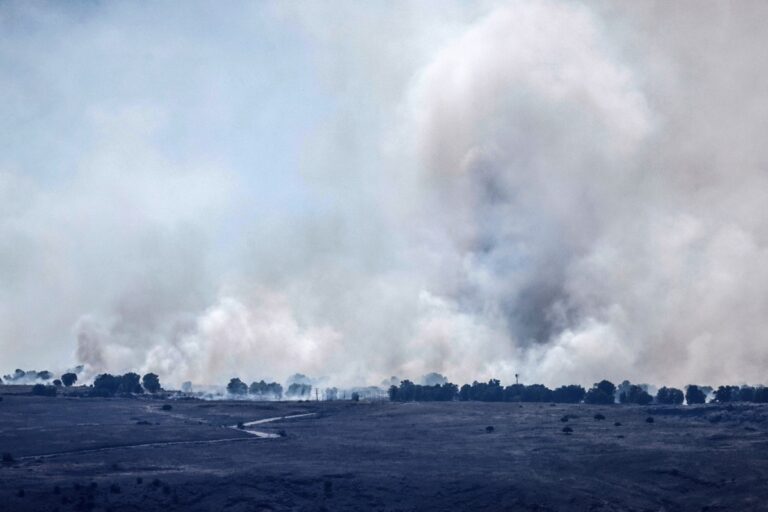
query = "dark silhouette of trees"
xmin=91 ymin=373 xmax=145 ymax=396
xmin=351 ymin=392 xmax=360 ymax=401
xmin=713 ymin=385 xmax=740 ymax=403
xmin=552 ymin=385 xmax=586 ymax=403
xmin=226 ymin=378 xmax=248 ymax=395
xmin=656 ymin=387 xmax=684 ymax=405
xmin=119 ymin=373 xmax=143 ymax=394
xmin=521 ymin=384 xmax=554 ymax=402
xmin=619 ymin=384 xmax=653 ymax=405
xmin=31 ymin=383 xmax=56 ymax=396
xmin=52 ymin=379 xmax=62 ymax=387
xmin=584 ymin=380 xmax=616 ymax=404
xmin=388 ymin=380 xmax=458 ymax=401
xmin=685 ymin=385 xmax=707 ymax=404
xmin=61 ymin=373 xmax=77 ymax=387
xmin=248 ymin=380 xmax=283 ymax=399
xmin=738 ymin=386 xmax=756 ymax=402
xmin=93 ymin=374 xmax=121 ymax=396
xmin=286 ymin=383 xmax=312 ymax=398
xmin=754 ymin=387 xmax=768 ymax=403
xmin=142 ymin=373 xmax=161 ymax=393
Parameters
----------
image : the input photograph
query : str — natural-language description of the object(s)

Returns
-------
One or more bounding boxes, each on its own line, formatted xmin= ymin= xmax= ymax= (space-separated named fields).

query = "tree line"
xmin=387 ymin=379 xmax=768 ymax=405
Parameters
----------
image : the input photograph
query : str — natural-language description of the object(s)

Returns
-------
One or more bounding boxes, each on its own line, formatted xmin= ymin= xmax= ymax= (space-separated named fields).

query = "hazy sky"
xmin=2 ymin=1 xmax=768 ymax=388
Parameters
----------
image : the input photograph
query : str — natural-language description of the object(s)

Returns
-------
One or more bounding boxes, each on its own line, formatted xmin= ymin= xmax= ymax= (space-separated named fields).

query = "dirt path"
xmin=230 ymin=412 xmax=318 ymax=437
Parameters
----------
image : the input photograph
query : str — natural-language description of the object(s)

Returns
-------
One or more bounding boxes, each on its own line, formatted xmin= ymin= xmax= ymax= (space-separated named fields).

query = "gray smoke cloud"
xmin=2 ymin=1 xmax=768 ymax=388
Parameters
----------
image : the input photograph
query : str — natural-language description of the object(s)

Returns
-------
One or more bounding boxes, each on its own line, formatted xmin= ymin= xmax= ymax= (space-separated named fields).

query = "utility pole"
xmin=515 ymin=373 xmax=519 ymax=385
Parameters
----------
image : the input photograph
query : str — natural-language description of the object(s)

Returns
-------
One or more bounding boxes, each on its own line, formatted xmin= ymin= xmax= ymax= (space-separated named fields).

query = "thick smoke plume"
xmin=2 ymin=1 xmax=768 ymax=388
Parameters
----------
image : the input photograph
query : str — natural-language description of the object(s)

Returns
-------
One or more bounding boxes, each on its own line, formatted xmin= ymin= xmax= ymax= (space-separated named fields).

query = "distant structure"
xmin=515 ymin=373 xmax=519 ymax=385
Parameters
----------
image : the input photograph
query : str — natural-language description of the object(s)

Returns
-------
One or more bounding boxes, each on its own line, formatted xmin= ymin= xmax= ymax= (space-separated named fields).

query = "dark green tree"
xmin=142 ymin=373 xmax=161 ymax=393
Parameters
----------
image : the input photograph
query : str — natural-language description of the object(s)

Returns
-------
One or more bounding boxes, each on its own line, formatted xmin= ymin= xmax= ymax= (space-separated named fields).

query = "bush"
xmin=350 ymin=392 xmax=360 ymax=402
xmin=52 ymin=379 xmax=62 ymax=387
xmin=656 ymin=387 xmax=684 ymax=405
xmin=485 ymin=426 xmax=494 ymax=433
xmin=584 ymin=380 xmax=616 ymax=404
xmin=161 ymin=404 xmax=172 ymax=411
xmin=31 ymin=383 xmax=56 ymax=397
xmin=2 ymin=452 xmax=14 ymax=464
xmin=562 ymin=426 xmax=573 ymax=434
xmin=61 ymin=372 xmax=78 ymax=387
xmin=685 ymin=385 xmax=707 ymax=404
xmin=594 ymin=413 xmax=605 ymax=420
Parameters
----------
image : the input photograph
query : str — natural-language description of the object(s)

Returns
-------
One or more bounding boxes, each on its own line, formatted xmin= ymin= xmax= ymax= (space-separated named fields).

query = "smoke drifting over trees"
xmin=3 ymin=2 xmax=768 ymax=388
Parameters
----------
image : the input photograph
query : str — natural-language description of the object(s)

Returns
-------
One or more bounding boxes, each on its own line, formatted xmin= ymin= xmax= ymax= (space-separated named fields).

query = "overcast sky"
xmin=2 ymin=1 xmax=768 ymax=388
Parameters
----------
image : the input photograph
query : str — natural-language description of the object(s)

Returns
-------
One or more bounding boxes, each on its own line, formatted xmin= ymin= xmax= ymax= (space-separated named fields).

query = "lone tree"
xmin=61 ymin=373 xmax=78 ymax=387
xmin=584 ymin=380 xmax=616 ymax=404
xmin=685 ymin=385 xmax=707 ymax=405
xmin=142 ymin=373 xmax=161 ymax=393
xmin=656 ymin=387 xmax=684 ymax=405
xmin=227 ymin=378 xmax=248 ymax=395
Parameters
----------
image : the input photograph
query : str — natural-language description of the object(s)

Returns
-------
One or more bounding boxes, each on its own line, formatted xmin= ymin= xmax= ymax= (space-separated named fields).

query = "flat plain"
xmin=2 ymin=387 xmax=768 ymax=511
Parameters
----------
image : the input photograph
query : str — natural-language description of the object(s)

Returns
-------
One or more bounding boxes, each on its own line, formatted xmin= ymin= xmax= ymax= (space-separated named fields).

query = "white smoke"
xmin=3 ymin=1 xmax=768 ymax=389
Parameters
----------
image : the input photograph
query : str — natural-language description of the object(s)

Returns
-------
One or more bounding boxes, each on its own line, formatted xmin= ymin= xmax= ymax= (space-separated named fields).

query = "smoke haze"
xmin=2 ymin=1 xmax=768 ymax=388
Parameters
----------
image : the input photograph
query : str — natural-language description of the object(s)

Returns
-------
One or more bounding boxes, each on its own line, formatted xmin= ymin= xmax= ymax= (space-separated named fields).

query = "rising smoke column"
xmin=5 ymin=1 xmax=768 ymax=388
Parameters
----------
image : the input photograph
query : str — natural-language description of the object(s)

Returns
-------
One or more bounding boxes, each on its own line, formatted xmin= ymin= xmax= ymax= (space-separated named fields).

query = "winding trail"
xmin=230 ymin=413 xmax=317 ymax=437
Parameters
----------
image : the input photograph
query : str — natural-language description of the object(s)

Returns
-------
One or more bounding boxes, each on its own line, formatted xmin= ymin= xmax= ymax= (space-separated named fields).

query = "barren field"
xmin=2 ymin=389 xmax=768 ymax=511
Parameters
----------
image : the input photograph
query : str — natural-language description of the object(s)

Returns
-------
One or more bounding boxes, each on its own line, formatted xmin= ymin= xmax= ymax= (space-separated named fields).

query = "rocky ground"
xmin=1 ymin=387 xmax=768 ymax=511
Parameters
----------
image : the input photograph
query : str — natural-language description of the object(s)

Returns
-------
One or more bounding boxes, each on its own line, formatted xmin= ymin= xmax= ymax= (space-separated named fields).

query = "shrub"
xmin=52 ymin=379 xmax=62 ymax=387
xmin=61 ymin=373 xmax=78 ymax=387
xmin=2 ymin=452 xmax=14 ymax=464
xmin=485 ymin=426 xmax=494 ymax=433
xmin=685 ymin=385 xmax=707 ymax=404
xmin=656 ymin=387 xmax=684 ymax=405
xmin=594 ymin=413 xmax=605 ymax=421
xmin=161 ymin=404 xmax=172 ymax=411
xmin=646 ymin=416 xmax=655 ymax=423
xmin=350 ymin=392 xmax=360 ymax=402
xmin=562 ymin=426 xmax=573 ymax=434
